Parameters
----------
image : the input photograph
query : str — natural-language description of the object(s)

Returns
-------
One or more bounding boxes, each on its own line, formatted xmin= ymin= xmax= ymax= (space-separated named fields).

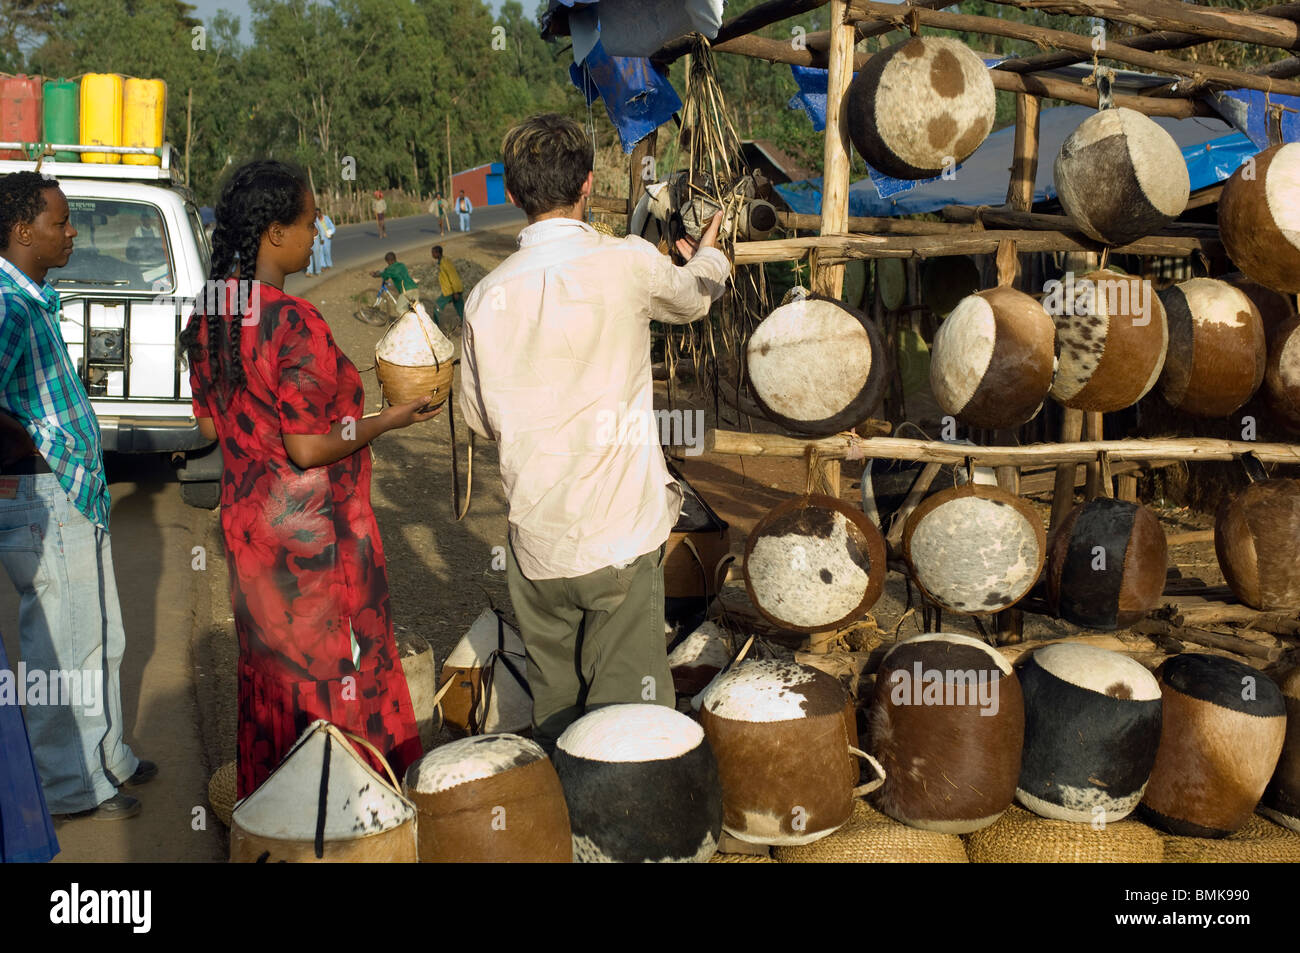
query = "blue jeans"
xmin=458 ymin=211 xmax=470 ymax=231
xmin=0 ymin=473 xmax=137 ymax=813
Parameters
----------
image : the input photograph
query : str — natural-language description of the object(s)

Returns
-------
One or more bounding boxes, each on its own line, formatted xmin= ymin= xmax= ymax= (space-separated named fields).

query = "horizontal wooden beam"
xmin=654 ymin=0 xmax=830 ymax=64
xmin=705 ymin=430 xmax=1300 ymax=466
xmin=590 ymin=193 xmax=629 ymax=215
xmin=778 ymin=211 xmax=980 ymax=235
xmin=982 ymin=0 xmax=1300 ymax=53
xmin=710 ymin=31 xmax=1210 ymax=117
xmin=844 ymin=1 xmax=1300 ymax=97
xmin=734 ymin=229 xmax=1219 ymax=264
xmin=939 ymin=204 xmax=1221 ymax=238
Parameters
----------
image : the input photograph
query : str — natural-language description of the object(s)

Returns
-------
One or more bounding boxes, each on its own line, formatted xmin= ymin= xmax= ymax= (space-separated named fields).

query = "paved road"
xmin=286 ymin=203 xmax=526 ymax=298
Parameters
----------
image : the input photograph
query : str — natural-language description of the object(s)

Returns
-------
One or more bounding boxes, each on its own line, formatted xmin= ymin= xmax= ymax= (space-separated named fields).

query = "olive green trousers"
xmin=505 ymin=539 xmax=674 ymax=752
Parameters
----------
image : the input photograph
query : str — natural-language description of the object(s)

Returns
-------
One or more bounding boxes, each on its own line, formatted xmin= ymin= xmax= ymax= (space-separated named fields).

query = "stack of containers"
xmin=42 ymin=79 xmax=78 ymax=160
xmin=0 ymin=75 xmax=42 ymax=160
xmin=80 ymin=73 xmax=123 ymax=163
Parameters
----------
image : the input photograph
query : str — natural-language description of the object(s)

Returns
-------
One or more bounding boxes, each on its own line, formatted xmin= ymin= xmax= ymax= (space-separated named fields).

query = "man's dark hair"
xmin=502 ymin=113 xmax=594 ymax=218
xmin=432 ymin=245 xmax=443 ymax=256
xmin=385 ymin=251 xmax=396 ymax=263
xmin=0 ymin=172 xmax=59 ymax=252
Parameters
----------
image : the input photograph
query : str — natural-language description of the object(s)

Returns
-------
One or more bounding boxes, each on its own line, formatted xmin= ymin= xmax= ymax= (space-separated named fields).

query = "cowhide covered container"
xmin=1140 ymin=654 xmax=1287 ymax=838
xmin=1048 ymin=269 xmax=1168 ymax=412
xmin=1218 ymin=142 xmax=1300 ymax=294
xmin=1260 ymin=667 xmax=1300 ymax=832
xmin=1046 ymin=498 xmax=1168 ymax=630
xmin=230 ymin=721 xmax=417 ymax=863
xmin=1015 ymin=643 xmax=1162 ymax=823
xmin=1215 ymin=479 xmax=1300 ymax=611
xmin=902 ymin=484 xmax=1045 ymax=615
xmin=699 ymin=659 xmax=880 ymax=846
xmin=744 ymin=494 xmax=887 ymax=632
xmin=869 ymin=633 xmax=1024 ymax=833
xmin=846 ymin=36 xmax=995 ymax=180
xmin=1054 ymin=107 xmax=1189 ymax=246
xmin=1265 ymin=316 xmax=1300 ymax=431
xmin=403 ymin=734 xmax=571 ymax=863
xmin=746 ymin=294 xmax=887 ymax=436
xmin=552 ymin=704 xmax=722 ymax=862
xmin=667 ymin=620 xmax=732 ymax=696
xmin=1157 ymin=278 xmax=1266 ymax=418
xmin=860 ymin=449 xmax=997 ymax=537
xmin=930 ymin=287 xmax=1056 ymax=429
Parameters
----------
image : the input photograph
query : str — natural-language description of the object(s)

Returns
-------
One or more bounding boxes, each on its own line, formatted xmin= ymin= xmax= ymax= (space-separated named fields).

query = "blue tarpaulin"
xmin=774 ymin=105 xmax=1253 ymax=217
xmin=1206 ymin=88 xmax=1300 ymax=150
xmin=571 ymin=44 xmax=682 ymax=153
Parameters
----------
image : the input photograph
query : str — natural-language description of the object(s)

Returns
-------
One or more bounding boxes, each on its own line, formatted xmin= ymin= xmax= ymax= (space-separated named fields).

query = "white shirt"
xmin=459 ymin=217 xmax=730 ymax=579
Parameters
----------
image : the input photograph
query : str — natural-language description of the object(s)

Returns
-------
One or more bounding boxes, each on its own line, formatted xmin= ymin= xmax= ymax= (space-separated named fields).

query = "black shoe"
xmin=124 ymin=759 xmax=158 ymax=787
xmin=60 ymin=793 xmax=141 ymax=822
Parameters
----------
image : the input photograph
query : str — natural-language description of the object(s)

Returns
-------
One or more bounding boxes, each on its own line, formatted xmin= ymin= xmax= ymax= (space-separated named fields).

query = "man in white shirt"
xmin=456 ymin=190 xmax=473 ymax=232
xmin=459 ymin=113 xmax=728 ymax=750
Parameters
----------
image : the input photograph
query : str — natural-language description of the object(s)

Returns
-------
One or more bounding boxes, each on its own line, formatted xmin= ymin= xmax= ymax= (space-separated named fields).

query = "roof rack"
xmin=0 ymin=142 xmax=180 ymax=184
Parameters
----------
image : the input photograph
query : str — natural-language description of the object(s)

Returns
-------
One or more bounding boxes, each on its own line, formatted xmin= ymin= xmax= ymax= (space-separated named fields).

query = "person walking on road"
xmin=431 ymin=192 xmax=451 ymax=236
xmin=373 ymin=189 xmax=388 ymax=238
xmin=455 ymin=190 xmax=472 ymax=232
xmin=0 ymin=171 xmax=153 ymax=821
xmin=430 ymin=245 xmax=463 ymax=333
xmin=316 ymin=207 xmax=335 ymax=270
xmin=458 ymin=114 xmax=729 ymax=752
xmin=180 ymin=160 xmax=436 ymax=800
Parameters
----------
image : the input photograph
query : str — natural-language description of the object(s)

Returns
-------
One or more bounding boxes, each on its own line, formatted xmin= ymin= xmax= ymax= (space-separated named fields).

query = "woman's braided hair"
xmin=180 ymin=159 xmax=309 ymax=410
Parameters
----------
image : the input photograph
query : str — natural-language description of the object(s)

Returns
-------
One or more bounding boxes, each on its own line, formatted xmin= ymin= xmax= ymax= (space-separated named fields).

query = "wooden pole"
xmin=708 ymin=32 xmax=1212 ymax=117
xmin=1083 ymin=412 xmax=1107 ymax=500
xmin=184 ymin=87 xmax=192 ymax=189
xmin=628 ymin=129 xmax=658 ymax=232
xmin=445 ymin=113 xmax=453 ymax=199
xmin=980 ymin=0 xmax=1300 ymax=53
xmin=811 ymin=0 xmax=855 ymax=300
xmin=699 ymin=429 xmax=1300 ymax=466
xmin=844 ymin=1 xmax=1300 ymax=97
xmin=411 ymin=140 xmax=420 ymax=197
xmin=734 ymin=230 xmax=1220 ymax=265
xmin=992 ymin=2 xmax=1300 ymax=77
xmin=996 ymin=93 xmax=1041 ymax=288
xmin=1050 ymin=408 xmax=1084 ymax=530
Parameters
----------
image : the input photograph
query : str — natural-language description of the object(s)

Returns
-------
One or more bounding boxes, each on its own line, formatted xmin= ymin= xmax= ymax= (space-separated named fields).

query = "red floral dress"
xmin=188 ymin=281 xmax=421 ymax=799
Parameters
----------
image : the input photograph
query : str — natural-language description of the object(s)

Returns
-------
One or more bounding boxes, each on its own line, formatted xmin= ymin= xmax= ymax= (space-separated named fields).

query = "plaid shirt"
xmin=0 ymin=254 xmax=110 ymax=529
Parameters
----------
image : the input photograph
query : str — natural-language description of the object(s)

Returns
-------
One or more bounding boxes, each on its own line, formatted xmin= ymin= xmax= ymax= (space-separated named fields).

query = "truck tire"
xmin=180 ymin=480 xmax=220 ymax=510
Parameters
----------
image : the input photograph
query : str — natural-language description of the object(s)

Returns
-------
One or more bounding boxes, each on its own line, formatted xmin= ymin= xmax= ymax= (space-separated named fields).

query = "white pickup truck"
xmin=0 ymin=143 xmax=221 ymax=507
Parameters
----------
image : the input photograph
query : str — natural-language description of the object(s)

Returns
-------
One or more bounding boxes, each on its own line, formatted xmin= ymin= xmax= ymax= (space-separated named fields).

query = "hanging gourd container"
xmin=746 ymin=293 xmax=887 ymax=437
xmin=1054 ymin=107 xmax=1189 ymax=246
xmin=1218 ymin=142 xmax=1300 ymax=294
xmin=930 ymin=287 xmax=1056 ymax=430
xmin=1157 ymin=278 xmax=1266 ymax=418
xmin=743 ymin=493 xmax=887 ymax=632
xmin=846 ymin=36 xmax=996 ymax=180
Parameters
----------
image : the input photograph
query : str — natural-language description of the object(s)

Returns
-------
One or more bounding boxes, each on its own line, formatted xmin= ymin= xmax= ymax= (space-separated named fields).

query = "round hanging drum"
xmin=743 ymin=494 xmax=887 ymax=633
xmin=746 ymin=294 xmax=887 ymax=437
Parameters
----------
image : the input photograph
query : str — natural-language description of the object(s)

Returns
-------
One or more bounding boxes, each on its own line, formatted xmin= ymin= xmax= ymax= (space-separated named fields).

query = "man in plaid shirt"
xmin=0 ymin=171 xmax=152 ymax=821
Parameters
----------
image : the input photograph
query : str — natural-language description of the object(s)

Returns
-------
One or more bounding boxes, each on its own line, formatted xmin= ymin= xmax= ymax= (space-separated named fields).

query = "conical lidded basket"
xmin=375 ymin=301 xmax=456 ymax=409
xmin=230 ymin=720 xmax=418 ymax=862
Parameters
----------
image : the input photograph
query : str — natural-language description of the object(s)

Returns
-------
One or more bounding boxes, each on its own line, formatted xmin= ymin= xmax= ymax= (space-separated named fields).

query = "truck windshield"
xmin=56 ymin=199 xmax=174 ymax=293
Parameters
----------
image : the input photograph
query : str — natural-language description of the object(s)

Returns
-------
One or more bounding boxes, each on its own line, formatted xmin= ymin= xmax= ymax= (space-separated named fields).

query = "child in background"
xmin=371 ymin=251 xmax=418 ymax=316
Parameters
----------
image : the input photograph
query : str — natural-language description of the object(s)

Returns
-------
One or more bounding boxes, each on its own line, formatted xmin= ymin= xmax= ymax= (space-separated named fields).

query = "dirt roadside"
xmin=191 ymin=223 xmax=1232 ymax=851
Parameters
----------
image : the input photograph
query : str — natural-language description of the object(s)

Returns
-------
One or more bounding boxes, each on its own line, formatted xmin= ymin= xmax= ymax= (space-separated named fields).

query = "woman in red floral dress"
xmin=181 ymin=160 xmax=439 ymax=798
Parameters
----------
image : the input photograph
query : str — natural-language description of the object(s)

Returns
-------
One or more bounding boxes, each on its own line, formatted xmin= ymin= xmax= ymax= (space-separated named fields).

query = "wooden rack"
xmin=637 ymin=0 xmax=1300 ymax=651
